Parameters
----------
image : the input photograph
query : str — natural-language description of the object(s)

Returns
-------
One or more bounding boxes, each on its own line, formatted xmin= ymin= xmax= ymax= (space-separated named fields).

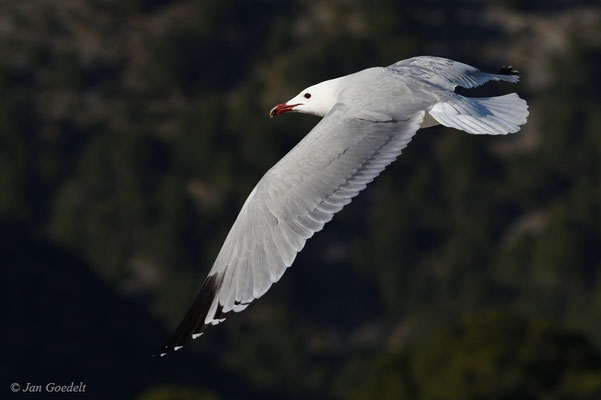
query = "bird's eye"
xmin=303 ymin=93 xmax=311 ymax=99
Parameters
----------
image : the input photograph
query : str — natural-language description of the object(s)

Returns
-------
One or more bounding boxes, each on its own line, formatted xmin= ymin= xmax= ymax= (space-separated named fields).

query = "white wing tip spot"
xmin=192 ymin=333 xmax=203 ymax=339
xmin=174 ymin=346 xmax=183 ymax=351
xmin=210 ymin=318 xmax=226 ymax=326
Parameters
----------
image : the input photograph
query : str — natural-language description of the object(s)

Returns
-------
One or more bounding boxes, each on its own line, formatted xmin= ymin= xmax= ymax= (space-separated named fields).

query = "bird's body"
xmin=159 ymin=56 xmax=528 ymax=356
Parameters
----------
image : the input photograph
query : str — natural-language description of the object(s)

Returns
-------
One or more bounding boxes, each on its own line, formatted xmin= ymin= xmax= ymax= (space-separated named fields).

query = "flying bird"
xmin=158 ymin=56 xmax=528 ymax=356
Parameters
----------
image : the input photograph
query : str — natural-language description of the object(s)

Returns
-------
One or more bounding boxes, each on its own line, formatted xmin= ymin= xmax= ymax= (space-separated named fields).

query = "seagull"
xmin=158 ymin=56 xmax=528 ymax=356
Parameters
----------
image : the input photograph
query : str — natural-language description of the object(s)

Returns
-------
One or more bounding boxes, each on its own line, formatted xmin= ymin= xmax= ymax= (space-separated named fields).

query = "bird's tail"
xmin=428 ymin=93 xmax=529 ymax=135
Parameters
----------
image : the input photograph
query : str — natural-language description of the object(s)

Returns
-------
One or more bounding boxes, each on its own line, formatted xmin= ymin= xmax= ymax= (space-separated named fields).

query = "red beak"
xmin=269 ymin=102 xmax=301 ymax=118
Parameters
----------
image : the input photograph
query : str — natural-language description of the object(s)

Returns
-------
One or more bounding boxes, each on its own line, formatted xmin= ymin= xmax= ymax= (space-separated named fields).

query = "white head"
xmin=269 ymin=77 xmax=344 ymax=118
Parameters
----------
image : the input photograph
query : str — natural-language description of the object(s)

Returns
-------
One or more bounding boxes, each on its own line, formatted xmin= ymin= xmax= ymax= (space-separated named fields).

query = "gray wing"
xmin=160 ymin=104 xmax=425 ymax=355
xmin=388 ymin=56 xmax=519 ymax=90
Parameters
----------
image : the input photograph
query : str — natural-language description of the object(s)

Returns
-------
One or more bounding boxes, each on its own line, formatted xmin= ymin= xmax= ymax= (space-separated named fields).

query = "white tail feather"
xmin=429 ymin=93 xmax=529 ymax=135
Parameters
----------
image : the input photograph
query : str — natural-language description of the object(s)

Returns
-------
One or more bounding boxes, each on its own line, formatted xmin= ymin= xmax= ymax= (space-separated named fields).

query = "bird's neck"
xmin=313 ymin=76 xmax=346 ymax=117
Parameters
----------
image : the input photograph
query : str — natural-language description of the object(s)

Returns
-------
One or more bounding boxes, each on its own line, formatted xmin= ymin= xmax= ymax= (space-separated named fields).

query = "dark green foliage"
xmin=354 ymin=312 xmax=601 ymax=400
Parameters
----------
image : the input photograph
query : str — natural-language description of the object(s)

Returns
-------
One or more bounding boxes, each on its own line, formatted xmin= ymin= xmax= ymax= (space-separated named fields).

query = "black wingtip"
xmin=496 ymin=65 xmax=519 ymax=76
xmin=156 ymin=274 xmax=223 ymax=357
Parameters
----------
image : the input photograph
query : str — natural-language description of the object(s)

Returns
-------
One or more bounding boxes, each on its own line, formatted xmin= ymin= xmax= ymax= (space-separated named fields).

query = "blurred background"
xmin=3 ymin=0 xmax=601 ymax=399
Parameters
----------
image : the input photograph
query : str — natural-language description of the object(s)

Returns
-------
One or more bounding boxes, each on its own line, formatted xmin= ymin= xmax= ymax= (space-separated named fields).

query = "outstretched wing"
xmin=159 ymin=104 xmax=425 ymax=355
xmin=387 ymin=56 xmax=519 ymax=90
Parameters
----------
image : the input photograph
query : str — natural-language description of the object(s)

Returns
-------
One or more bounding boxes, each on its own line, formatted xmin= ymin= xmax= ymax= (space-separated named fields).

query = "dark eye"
xmin=303 ymin=93 xmax=311 ymax=99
